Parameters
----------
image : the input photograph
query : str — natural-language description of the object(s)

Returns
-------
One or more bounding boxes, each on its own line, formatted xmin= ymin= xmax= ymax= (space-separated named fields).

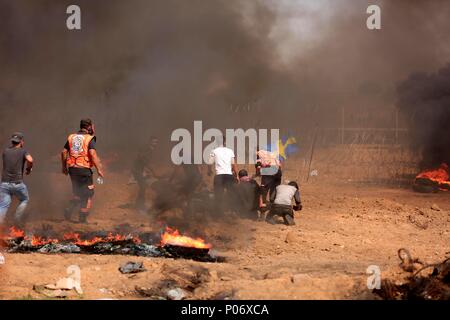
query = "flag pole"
xmin=306 ymin=124 xmax=319 ymax=182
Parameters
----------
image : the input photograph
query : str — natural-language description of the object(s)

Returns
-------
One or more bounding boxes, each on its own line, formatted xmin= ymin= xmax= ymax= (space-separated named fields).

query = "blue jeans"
xmin=0 ymin=182 xmax=29 ymax=224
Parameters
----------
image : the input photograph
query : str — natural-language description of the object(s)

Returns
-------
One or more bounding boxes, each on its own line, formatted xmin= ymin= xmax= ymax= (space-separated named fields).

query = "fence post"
xmin=395 ymin=108 xmax=399 ymax=145
xmin=341 ymin=107 xmax=345 ymax=144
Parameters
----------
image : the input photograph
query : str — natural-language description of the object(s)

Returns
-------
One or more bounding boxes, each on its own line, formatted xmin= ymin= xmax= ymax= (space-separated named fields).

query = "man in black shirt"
xmin=0 ymin=132 xmax=34 ymax=227
xmin=235 ymin=169 xmax=262 ymax=220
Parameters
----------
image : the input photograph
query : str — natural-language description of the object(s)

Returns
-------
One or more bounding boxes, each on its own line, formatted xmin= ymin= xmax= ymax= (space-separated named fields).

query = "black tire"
xmin=412 ymin=183 xmax=439 ymax=193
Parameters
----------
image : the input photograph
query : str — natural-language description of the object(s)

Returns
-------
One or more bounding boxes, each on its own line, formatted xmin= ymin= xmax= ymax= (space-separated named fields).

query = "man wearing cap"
xmin=61 ymin=119 xmax=104 ymax=223
xmin=0 ymin=132 xmax=34 ymax=227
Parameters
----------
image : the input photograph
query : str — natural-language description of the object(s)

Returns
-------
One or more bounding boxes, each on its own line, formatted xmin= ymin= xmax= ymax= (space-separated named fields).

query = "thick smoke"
xmin=1 ymin=0 xmax=450 ymax=157
xmin=397 ymin=64 xmax=450 ymax=168
xmin=0 ymin=0 xmax=291 ymax=162
xmin=1 ymin=0 xmax=450 ymax=223
xmin=0 ymin=0 xmax=294 ymax=225
xmin=280 ymin=0 xmax=450 ymax=121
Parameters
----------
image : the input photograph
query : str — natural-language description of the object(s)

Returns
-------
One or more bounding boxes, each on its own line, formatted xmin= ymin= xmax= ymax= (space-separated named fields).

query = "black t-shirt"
xmin=132 ymin=147 xmax=154 ymax=176
xmin=1 ymin=146 xmax=29 ymax=183
xmin=236 ymin=179 xmax=261 ymax=212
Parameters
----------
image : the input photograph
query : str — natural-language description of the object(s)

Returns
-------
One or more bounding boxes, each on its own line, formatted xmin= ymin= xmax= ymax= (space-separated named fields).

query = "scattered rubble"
xmin=167 ymin=288 xmax=188 ymax=300
xmin=374 ymin=249 xmax=450 ymax=300
xmin=46 ymin=277 xmax=83 ymax=295
xmin=431 ymin=204 xmax=441 ymax=212
xmin=33 ymin=273 xmax=83 ymax=298
xmin=407 ymin=215 xmax=429 ymax=230
xmin=119 ymin=261 xmax=146 ymax=274
xmin=134 ymin=264 xmax=211 ymax=300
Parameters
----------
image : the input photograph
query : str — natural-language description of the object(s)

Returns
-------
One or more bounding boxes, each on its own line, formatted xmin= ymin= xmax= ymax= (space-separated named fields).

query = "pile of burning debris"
xmin=374 ymin=249 xmax=450 ymax=300
xmin=413 ymin=163 xmax=450 ymax=193
xmin=0 ymin=227 xmax=224 ymax=263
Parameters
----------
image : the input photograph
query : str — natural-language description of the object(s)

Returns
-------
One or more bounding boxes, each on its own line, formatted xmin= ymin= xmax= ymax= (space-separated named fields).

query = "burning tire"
xmin=413 ymin=181 xmax=439 ymax=193
xmin=413 ymin=164 xmax=450 ymax=193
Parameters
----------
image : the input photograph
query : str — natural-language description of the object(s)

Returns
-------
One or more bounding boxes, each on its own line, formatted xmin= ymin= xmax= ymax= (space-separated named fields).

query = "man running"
xmin=0 ymin=132 xmax=34 ymax=227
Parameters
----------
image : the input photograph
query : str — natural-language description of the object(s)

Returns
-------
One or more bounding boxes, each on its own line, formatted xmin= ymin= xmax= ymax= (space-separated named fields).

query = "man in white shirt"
xmin=208 ymin=137 xmax=238 ymax=214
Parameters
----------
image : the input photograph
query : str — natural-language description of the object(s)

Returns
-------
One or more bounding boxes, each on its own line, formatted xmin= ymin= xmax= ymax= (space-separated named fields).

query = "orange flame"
xmin=4 ymin=227 xmax=211 ymax=250
xmin=63 ymin=232 xmax=141 ymax=246
xmin=5 ymin=228 xmax=141 ymax=247
xmin=415 ymin=163 xmax=450 ymax=190
xmin=160 ymin=227 xmax=211 ymax=249
xmin=31 ymin=235 xmax=59 ymax=246
xmin=9 ymin=226 xmax=25 ymax=238
xmin=7 ymin=227 xmax=59 ymax=245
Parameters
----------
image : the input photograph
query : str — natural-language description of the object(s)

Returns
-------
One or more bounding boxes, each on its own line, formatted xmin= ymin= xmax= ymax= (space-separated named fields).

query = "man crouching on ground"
xmin=266 ymin=181 xmax=302 ymax=226
xmin=61 ymin=119 xmax=104 ymax=223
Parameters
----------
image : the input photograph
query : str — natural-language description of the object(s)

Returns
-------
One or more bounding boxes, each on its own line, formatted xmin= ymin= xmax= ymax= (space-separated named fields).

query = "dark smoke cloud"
xmin=1 ymin=0 xmax=450 ymax=155
xmin=0 ymin=0 xmax=293 ymax=225
xmin=283 ymin=0 xmax=450 ymax=113
xmin=0 ymin=0 xmax=450 ymax=217
xmin=0 ymin=0 xmax=290 ymax=162
xmin=397 ymin=64 xmax=450 ymax=168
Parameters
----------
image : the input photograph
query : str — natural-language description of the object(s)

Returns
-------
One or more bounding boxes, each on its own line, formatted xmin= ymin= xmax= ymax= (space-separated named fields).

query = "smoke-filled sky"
xmin=0 ymin=0 xmax=449 ymax=163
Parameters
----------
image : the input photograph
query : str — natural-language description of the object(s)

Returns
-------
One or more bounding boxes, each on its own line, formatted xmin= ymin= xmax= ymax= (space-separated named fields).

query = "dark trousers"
xmin=213 ymin=174 xmax=236 ymax=214
xmin=261 ymin=171 xmax=282 ymax=204
xmin=266 ymin=204 xmax=294 ymax=224
xmin=133 ymin=173 xmax=147 ymax=210
xmin=69 ymin=173 xmax=94 ymax=215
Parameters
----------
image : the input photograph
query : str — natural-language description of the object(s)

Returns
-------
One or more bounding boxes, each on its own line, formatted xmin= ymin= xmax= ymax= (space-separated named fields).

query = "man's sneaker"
xmin=79 ymin=213 xmax=88 ymax=224
xmin=284 ymin=214 xmax=296 ymax=226
xmin=265 ymin=216 xmax=277 ymax=225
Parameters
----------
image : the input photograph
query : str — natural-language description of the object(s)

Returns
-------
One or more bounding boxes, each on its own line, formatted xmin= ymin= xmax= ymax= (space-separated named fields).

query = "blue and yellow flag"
xmin=278 ymin=133 xmax=299 ymax=161
xmin=264 ymin=132 xmax=299 ymax=161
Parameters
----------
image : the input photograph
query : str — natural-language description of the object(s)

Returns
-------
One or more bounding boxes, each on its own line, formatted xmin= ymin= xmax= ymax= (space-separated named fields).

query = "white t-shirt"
xmin=209 ymin=147 xmax=235 ymax=175
xmin=273 ymin=185 xmax=297 ymax=206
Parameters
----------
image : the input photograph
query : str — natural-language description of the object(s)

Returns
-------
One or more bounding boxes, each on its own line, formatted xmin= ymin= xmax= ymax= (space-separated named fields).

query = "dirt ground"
xmin=0 ymin=171 xmax=449 ymax=300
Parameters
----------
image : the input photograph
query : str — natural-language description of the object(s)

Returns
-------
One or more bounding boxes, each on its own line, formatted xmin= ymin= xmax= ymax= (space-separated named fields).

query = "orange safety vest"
xmin=66 ymin=133 xmax=94 ymax=169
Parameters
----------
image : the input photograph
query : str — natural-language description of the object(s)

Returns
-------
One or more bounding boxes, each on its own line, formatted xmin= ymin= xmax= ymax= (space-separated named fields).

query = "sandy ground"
xmin=0 ymin=172 xmax=449 ymax=300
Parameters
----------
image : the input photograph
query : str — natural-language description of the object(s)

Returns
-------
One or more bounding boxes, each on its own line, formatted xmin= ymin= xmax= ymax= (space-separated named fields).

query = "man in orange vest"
xmin=61 ymin=119 xmax=104 ymax=223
